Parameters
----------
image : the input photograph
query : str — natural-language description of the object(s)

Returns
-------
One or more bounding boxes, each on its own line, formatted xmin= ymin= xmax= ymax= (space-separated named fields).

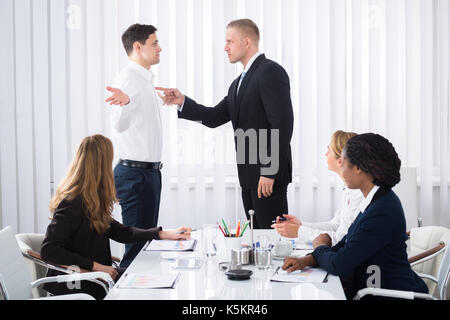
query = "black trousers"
xmin=241 ymin=184 xmax=289 ymax=229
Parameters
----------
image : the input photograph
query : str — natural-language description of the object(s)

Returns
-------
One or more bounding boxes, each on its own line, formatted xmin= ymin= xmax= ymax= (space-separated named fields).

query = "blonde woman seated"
xmin=41 ymin=134 xmax=191 ymax=299
xmin=271 ymin=130 xmax=364 ymax=246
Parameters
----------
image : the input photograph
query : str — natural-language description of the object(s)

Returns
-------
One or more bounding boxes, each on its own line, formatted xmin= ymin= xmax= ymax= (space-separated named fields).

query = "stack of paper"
xmin=144 ymin=239 xmax=197 ymax=252
xmin=118 ymin=273 xmax=180 ymax=289
xmin=271 ymin=267 xmax=328 ymax=283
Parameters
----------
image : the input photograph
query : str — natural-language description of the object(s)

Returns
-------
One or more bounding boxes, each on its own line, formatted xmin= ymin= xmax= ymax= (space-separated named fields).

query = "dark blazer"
xmin=178 ymin=54 xmax=294 ymax=189
xmin=312 ymin=187 xmax=428 ymax=299
xmin=41 ymin=195 xmax=161 ymax=297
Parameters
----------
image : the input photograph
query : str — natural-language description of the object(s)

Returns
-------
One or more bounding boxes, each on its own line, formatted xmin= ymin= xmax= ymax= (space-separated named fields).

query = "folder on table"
xmin=143 ymin=239 xmax=197 ymax=252
xmin=118 ymin=273 xmax=180 ymax=289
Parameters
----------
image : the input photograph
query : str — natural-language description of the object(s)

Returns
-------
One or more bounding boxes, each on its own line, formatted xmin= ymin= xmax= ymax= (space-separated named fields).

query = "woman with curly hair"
xmin=282 ymin=133 xmax=428 ymax=299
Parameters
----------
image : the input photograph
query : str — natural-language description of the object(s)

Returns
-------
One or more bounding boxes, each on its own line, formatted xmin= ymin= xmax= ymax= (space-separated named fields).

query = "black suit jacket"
xmin=41 ymin=195 xmax=161 ymax=296
xmin=178 ymin=54 xmax=294 ymax=189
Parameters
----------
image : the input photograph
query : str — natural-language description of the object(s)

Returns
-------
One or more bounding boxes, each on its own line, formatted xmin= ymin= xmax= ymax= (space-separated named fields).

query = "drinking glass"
xmin=202 ymin=224 xmax=217 ymax=258
xmin=255 ymin=235 xmax=271 ymax=270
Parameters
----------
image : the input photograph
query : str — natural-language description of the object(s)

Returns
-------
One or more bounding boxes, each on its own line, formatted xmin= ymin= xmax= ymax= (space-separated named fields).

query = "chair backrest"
xmin=409 ymin=226 xmax=450 ymax=297
xmin=393 ymin=167 xmax=418 ymax=230
xmin=0 ymin=226 xmax=33 ymax=300
xmin=15 ymin=233 xmax=47 ymax=298
xmin=437 ymin=243 xmax=450 ymax=300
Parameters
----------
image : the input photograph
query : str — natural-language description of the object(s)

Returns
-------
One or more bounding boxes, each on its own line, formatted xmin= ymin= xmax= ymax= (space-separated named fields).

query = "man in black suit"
xmin=157 ymin=19 xmax=294 ymax=229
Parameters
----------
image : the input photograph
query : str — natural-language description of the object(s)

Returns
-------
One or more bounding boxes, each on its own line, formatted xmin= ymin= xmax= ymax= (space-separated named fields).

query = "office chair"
xmin=354 ymin=242 xmax=450 ymax=300
xmin=15 ymin=231 xmax=121 ymax=298
xmin=407 ymin=226 xmax=450 ymax=296
xmin=0 ymin=226 xmax=113 ymax=300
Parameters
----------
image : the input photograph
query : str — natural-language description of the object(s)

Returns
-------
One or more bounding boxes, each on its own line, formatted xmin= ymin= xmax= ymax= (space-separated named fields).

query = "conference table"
xmin=105 ymin=229 xmax=346 ymax=300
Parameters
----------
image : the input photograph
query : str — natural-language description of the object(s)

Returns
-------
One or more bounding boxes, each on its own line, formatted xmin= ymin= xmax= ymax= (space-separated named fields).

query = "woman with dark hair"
xmin=282 ymin=133 xmax=428 ymax=299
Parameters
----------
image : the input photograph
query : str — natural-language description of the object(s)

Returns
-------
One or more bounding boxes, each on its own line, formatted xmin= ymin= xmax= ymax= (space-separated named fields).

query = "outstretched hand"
xmin=105 ymin=86 xmax=130 ymax=106
xmin=155 ymin=87 xmax=185 ymax=106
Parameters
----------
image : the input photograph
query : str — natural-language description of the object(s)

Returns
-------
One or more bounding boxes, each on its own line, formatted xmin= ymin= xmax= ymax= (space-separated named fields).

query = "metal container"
xmin=231 ymin=247 xmax=254 ymax=265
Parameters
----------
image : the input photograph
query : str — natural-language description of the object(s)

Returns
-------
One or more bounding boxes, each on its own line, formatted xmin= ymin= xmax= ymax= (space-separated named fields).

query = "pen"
xmin=322 ymin=272 xmax=330 ymax=283
xmin=271 ymin=217 xmax=287 ymax=224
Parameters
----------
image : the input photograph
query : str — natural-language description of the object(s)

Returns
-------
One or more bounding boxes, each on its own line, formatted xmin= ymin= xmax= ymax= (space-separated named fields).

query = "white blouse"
xmin=298 ymin=186 xmax=364 ymax=246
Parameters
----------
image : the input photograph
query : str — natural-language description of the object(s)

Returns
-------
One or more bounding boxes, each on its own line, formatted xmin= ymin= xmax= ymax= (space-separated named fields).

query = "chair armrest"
xmin=32 ymin=293 xmax=95 ymax=300
xmin=409 ymin=242 xmax=446 ymax=265
xmin=23 ymin=249 xmax=90 ymax=274
xmin=353 ymin=288 xmax=436 ymax=300
xmin=30 ymin=272 xmax=114 ymax=296
xmin=416 ymin=272 xmax=438 ymax=283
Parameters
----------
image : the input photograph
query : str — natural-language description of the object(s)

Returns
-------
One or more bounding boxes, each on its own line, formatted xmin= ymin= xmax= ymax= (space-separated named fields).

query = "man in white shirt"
xmin=105 ymin=24 xmax=163 ymax=268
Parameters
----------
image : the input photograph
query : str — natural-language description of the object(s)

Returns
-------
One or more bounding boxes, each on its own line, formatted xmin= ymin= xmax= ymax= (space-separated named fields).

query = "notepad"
xmin=144 ymin=239 xmax=197 ymax=252
xmin=118 ymin=273 xmax=180 ymax=289
xmin=271 ymin=266 xmax=328 ymax=283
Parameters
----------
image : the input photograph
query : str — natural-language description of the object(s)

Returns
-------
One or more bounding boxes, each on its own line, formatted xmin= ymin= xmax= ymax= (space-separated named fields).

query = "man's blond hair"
xmin=227 ymin=19 xmax=260 ymax=45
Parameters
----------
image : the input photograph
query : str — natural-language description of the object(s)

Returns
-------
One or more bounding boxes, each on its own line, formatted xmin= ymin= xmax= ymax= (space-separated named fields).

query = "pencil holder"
xmin=223 ymin=236 xmax=242 ymax=261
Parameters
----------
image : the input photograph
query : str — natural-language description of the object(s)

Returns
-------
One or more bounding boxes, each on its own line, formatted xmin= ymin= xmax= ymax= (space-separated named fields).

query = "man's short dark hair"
xmin=122 ymin=24 xmax=157 ymax=56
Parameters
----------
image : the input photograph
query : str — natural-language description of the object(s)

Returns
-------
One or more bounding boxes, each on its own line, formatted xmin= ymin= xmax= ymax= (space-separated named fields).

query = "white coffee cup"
xmin=273 ymin=242 xmax=293 ymax=257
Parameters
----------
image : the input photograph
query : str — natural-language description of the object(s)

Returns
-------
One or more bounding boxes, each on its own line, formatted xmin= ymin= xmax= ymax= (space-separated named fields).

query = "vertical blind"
xmin=0 ymin=0 xmax=449 ymax=235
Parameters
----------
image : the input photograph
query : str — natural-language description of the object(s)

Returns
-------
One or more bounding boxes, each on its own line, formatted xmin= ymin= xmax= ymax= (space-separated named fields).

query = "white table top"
xmin=105 ymin=229 xmax=346 ymax=300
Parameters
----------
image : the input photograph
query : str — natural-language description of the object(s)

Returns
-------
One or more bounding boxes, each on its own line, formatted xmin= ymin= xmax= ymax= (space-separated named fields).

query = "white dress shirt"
xmin=110 ymin=60 xmax=163 ymax=163
xmin=358 ymin=185 xmax=380 ymax=213
xmin=242 ymin=51 xmax=263 ymax=75
xmin=297 ymin=183 xmax=365 ymax=246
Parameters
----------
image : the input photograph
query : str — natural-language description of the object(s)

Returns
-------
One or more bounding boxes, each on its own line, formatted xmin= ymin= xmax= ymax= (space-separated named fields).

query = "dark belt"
xmin=119 ymin=159 xmax=163 ymax=170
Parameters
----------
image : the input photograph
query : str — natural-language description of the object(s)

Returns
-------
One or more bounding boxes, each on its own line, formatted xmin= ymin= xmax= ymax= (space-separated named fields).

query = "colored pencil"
xmin=218 ymin=224 xmax=226 ymax=237
xmin=239 ymin=221 xmax=249 ymax=237
xmin=221 ymin=218 xmax=230 ymax=236
xmin=236 ymin=221 xmax=241 ymax=237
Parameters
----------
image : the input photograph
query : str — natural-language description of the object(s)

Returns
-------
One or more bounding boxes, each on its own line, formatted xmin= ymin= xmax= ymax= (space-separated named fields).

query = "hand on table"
xmin=282 ymin=254 xmax=317 ymax=273
xmin=159 ymin=226 xmax=192 ymax=240
xmin=281 ymin=256 xmax=309 ymax=273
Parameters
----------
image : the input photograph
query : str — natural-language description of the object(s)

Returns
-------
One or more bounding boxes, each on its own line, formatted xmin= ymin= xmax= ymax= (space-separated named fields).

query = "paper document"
xmin=118 ymin=273 xmax=180 ymax=289
xmin=294 ymin=240 xmax=313 ymax=250
xmin=271 ymin=266 xmax=328 ymax=283
xmin=144 ymin=239 xmax=197 ymax=252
